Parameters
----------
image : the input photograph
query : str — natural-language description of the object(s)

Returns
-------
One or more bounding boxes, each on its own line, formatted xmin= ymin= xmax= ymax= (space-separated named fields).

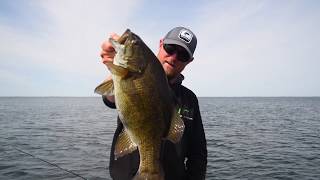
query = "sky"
xmin=0 ymin=0 xmax=319 ymax=97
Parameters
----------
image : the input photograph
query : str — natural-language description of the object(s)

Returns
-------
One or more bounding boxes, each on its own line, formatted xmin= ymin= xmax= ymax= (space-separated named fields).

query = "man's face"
xmin=157 ymin=39 xmax=193 ymax=79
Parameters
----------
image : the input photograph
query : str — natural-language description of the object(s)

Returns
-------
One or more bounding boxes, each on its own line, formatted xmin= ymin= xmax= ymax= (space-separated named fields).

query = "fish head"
xmin=111 ymin=29 xmax=148 ymax=75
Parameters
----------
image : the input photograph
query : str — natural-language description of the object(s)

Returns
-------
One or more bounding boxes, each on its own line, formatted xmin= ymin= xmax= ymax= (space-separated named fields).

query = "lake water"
xmin=0 ymin=97 xmax=319 ymax=179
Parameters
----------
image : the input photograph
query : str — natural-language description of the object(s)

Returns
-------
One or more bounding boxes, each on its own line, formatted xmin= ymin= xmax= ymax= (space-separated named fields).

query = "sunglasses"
xmin=163 ymin=44 xmax=191 ymax=62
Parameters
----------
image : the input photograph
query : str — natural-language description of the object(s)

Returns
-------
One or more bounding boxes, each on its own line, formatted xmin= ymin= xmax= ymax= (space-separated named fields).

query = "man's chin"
xmin=166 ymin=72 xmax=178 ymax=81
xmin=163 ymin=67 xmax=179 ymax=80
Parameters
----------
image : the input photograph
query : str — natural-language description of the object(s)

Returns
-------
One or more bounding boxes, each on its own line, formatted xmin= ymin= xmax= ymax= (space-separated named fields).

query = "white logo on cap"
xmin=179 ymin=30 xmax=193 ymax=43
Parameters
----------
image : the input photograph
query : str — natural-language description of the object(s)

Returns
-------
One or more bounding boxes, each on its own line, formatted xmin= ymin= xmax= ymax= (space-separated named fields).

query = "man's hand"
xmin=100 ymin=33 xmax=120 ymax=104
xmin=100 ymin=33 xmax=120 ymax=67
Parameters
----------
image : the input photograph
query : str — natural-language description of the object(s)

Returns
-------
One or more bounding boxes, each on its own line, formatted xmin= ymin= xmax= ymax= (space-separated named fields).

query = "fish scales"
xmin=95 ymin=29 xmax=184 ymax=180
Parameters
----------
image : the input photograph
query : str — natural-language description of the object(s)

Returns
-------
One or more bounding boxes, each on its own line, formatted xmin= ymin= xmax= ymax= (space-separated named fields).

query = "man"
xmin=100 ymin=27 xmax=207 ymax=180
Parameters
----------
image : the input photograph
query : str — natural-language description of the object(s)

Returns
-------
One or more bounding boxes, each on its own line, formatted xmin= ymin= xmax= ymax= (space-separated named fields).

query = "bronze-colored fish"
xmin=95 ymin=29 xmax=184 ymax=180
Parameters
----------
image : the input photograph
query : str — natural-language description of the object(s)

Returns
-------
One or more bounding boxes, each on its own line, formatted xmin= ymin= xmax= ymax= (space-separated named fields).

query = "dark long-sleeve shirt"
xmin=102 ymin=76 xmax=207 ymax=180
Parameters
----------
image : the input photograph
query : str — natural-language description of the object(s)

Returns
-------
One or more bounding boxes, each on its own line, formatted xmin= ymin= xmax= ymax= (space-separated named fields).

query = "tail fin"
xmin=133 ymin=172 xmax=164 ymax=180
xmin=133 ymin=165 xmax=164 ymax=180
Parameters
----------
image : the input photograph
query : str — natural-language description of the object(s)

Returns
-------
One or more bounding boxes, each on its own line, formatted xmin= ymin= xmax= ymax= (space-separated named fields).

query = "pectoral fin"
xmin=114 ymin=129 xmax=137 ymax=160
xmin=94 ymin=78 xmax=114 ymax=96
xmin=166 ymin=110 xmax=185 ymax=143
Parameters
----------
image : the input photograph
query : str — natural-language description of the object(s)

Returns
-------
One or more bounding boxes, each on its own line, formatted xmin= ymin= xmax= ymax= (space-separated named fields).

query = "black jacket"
xmin=102 ymin=76 xmax=207 ymax=180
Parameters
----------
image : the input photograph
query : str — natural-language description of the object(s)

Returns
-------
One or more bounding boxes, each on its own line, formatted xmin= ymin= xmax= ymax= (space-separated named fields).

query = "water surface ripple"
xmin=1 ymin=97 xmax=319 ymax=179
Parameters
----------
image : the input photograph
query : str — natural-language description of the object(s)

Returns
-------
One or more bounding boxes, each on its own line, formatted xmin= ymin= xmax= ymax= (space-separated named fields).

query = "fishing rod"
xmin=11 ymin=146 xmax=88 ymax=180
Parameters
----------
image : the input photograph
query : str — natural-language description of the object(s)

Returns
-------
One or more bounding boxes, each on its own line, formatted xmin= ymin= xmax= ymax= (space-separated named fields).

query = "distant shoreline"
xmin=1 ymin=96 xmax=319 ymax=98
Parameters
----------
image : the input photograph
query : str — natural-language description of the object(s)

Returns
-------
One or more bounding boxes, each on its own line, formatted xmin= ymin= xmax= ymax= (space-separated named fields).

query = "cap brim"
xmin=163 ymin=39 xmax=193 ymax=59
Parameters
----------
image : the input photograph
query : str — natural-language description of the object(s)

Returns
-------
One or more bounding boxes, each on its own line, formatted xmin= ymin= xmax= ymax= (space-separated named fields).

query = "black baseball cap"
xmin=163 ymin=27 xmax=197 ymax=59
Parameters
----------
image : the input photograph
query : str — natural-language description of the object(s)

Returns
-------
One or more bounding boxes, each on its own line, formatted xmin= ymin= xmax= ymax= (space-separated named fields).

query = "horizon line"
xmin=1 ymin=96 xmax=319 ymax=98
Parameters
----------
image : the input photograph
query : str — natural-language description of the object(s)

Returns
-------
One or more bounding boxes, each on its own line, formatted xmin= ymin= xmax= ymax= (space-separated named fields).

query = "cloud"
xmin=0 ymin=0 xmax=143 ymax=96
xmin=182 ymin=0 xmax=320 ymax=96
xmin=1 ymin=0 xmax=319 ymax=96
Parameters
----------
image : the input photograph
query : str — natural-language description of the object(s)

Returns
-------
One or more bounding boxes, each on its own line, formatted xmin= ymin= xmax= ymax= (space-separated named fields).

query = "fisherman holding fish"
xmin=98 ymin=27 xmax=207 ymax=180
